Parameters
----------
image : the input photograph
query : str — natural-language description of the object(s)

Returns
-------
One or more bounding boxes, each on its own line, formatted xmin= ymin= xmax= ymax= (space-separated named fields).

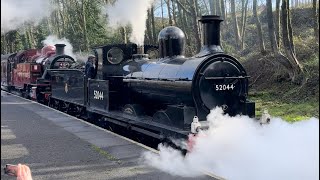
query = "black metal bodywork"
xmin=47 ymin=15 xmax=255 ymax=140
xmin=87 ymin=79 xmax=109 ymax=112
xmin=49 ymin=69 xmax=86 ymax=106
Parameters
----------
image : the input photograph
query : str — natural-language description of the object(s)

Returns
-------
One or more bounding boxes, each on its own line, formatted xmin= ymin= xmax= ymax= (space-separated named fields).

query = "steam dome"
xmin=41 ymin=45 xmax=55 ymax=56
xmin=158 ymin=26 xmax=185 ymax=58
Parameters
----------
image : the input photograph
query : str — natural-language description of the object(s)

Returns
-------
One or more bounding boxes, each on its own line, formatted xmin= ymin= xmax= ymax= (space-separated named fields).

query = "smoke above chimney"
xmin=103 ymin=0 xmax=155 ymax=45
xmin=1 ymin=0 xmax=53 ymax=34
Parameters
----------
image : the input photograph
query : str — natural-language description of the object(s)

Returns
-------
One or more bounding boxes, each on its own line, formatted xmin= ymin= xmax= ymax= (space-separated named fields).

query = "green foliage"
xmin=251 ymin=91 xmax=319 ymax=122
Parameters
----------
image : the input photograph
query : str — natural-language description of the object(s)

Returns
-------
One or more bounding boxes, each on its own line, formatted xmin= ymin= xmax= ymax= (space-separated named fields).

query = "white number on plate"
xmin=215 ymin=84 xmax=235 ymax=91
xmin=94 ymin=90 xmax=104 ymax=100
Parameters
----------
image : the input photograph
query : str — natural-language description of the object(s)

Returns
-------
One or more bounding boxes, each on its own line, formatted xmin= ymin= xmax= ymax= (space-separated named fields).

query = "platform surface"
xmin=1 ymin=91 xmax=216 ymax=180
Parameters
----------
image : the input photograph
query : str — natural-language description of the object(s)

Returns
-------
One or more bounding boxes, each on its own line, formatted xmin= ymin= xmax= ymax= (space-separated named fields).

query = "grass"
xmin=91 ymin=145 xmax=121 ymax=164
xmin=249 ymin=91 xmax=319 ymax=122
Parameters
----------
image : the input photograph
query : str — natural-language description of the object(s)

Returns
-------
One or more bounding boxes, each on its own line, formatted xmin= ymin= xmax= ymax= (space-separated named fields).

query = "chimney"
xmin=196 ymin=15 xmax=224 ymax=57
xmin=55 ymin=44 xmax=66 ymax=55
xmin=132 ymin=45 xmax=149 ymax=60
xmin=137 ymin=45 xmax=144 ymax=54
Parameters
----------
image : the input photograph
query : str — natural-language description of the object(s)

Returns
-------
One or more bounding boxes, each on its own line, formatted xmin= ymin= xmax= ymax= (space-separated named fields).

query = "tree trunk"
xmin=122 ymin=27 xmax=128 ymax=44
xmin=220 ymin=0 xmax=226 ymax=20
xmin=151 ymin=6 xmax=157 ymax=44
xmin=313 ymin=0 xmax=319 ymax=41
xmin=82 ymin=0 xmax=89 ymax=51
xmin=287 ymin=0 xmax=296 ymax=55
xmin=172 ymin=0 xmax=177 ymax=25
xmin=209 ymin=0 xmax=216 ymax=15
xmin=281 ymin=0 xmax=303 ymax=81
xmin=58 ymin=0 xmax=66 ymax=37
xmin=2 ymin=34 xmax=8 ymax=54
xmin=266 ymin=0 xmax=279 ymax=52
xmin=190 ymin=0 xmax=201 ymax=51
xmin=253 ymin=0 xmax=266 ymax=54
xmin=176 ymin=0 xmax=189 ymax=39
xmin=216 ymin=0 xmax=221 ymax=16
xmin=146 ymin=11 xmax=152 ymax=44
xmin=240 ymin=0 xmax=249 ymax=49
xmin=166 ymin=0 xmax=173 ymax=25
xmin=161 ymin=0 xmax=165 ymax=27
xmin=275 ymin=0 xmax=281 ymax=48
xmin=28 ymin=26 xmax=36 ymax=48
xmin=231 ymin=0 xmax=241 ymax=49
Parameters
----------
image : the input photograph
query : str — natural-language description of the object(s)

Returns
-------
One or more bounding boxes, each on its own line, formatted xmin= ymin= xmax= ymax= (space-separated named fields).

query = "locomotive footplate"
xmin=86 ymin=107 xmax=191 ymax=140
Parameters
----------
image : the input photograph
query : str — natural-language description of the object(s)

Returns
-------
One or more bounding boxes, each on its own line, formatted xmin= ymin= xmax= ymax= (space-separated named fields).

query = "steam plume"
xmin=103 ymin=0 xmax=155 ymax=45
xmin=143 ymin=108 xmax=319 ymax=180
xmin=42 ymin=35 xmax=75 ymax=60
xmin=1 ymin=0 xmax=53 ymax=34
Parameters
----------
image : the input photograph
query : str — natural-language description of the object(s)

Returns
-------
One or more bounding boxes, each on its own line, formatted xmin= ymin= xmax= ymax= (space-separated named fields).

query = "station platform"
xmin=1 ymin=90 xmax=217 ymax=180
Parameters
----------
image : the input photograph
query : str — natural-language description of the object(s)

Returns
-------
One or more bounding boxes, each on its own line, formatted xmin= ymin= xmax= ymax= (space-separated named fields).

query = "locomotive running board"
xmin=87 ymin=107 xmax=190 ymax=140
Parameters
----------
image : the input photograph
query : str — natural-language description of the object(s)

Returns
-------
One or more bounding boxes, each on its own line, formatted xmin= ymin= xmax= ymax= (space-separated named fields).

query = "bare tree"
xmin=240 ymin=0 xmax=249 ymax=49
xmin=146 ymin=9 xmax=153 ymax=44
xmin=172 ymin=0 xmax=177 ymax=25
xmin=189 ymin=0 xmax=201 ymax=51
xmin=220 ymin=0 xmax=226 ymax=20
xmin=216 ymin=0 xmax=222 ymax=16
xmin=209 ymin=0 xmax=216 ymax=14
xmin=151 ymin=6 xmax=157 ymax=44
xmin=266 ymin=0 xmax=279 ymax=52
xmin=253 ymin=0 xmax=266 ymax=54
xmin=231 ymin=0 xmax=241 ymax=49
xmin=281 ymin=0 xmax=303 ymax=81
xmin=81 ymin=0 xmax=89 ymax=51
xmin=275 ymin=0 xmax=281 ymax=48
xmin=165 ymin=0 xmax=173 ymax=25
xmin=313 ymin=0 xmax=319 ymax=41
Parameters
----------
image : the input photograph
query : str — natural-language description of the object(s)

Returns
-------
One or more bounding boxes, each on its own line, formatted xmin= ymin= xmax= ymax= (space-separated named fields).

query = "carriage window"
xmin=107 ymin=47 xmax=124 ymax=64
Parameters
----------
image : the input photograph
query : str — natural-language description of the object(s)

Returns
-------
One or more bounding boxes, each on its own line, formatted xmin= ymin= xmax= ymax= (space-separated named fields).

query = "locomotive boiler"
xmin=122 ymin=16 xmax=255 ymax=122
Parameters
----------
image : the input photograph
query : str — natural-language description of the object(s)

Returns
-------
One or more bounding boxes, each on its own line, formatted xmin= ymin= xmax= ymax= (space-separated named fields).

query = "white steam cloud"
xmin=103 ymin=0 xmax=155 ymax=45
xmin=42 ymin=35 xmax=75 ymax=60
xmin=1 ymin=0 xmax=53 ymax=34
xmin=143 ymin=108 xmax=319 ymax=180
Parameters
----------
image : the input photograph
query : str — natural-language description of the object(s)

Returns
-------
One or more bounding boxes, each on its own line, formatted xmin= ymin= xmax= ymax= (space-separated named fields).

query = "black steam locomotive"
xmin=45 ymin=15 xmax=255 ymax=140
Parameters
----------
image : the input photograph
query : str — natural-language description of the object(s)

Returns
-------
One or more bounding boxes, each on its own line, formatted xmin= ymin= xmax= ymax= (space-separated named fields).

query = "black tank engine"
xmin=47 ymin=15 xmax=255 ymax=139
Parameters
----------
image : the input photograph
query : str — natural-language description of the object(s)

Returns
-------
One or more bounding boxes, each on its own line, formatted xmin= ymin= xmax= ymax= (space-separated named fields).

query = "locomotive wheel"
xmin=48 ymin=97 xmax=54 ymax=108
xmin=21 ymin=90 xmax=29 ymax=99
xmin=123 ymin=104 xmax=145 ymax=117
xmin=54 ymin=100 xmax=61 ymax=110
xmin=152 ymin=111 xmax=172 ymax=126
xmin=63 ymin=102 xmax=70 ymax=113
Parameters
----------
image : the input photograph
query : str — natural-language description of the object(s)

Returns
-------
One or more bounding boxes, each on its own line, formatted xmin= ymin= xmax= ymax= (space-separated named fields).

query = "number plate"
xmin=215 ymin=84 xmax=235 ymax=91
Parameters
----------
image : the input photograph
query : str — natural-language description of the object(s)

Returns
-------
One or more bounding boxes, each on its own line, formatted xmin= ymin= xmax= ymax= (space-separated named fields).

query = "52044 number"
xmin=215 ymin=84 xmax=235 ymax=91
